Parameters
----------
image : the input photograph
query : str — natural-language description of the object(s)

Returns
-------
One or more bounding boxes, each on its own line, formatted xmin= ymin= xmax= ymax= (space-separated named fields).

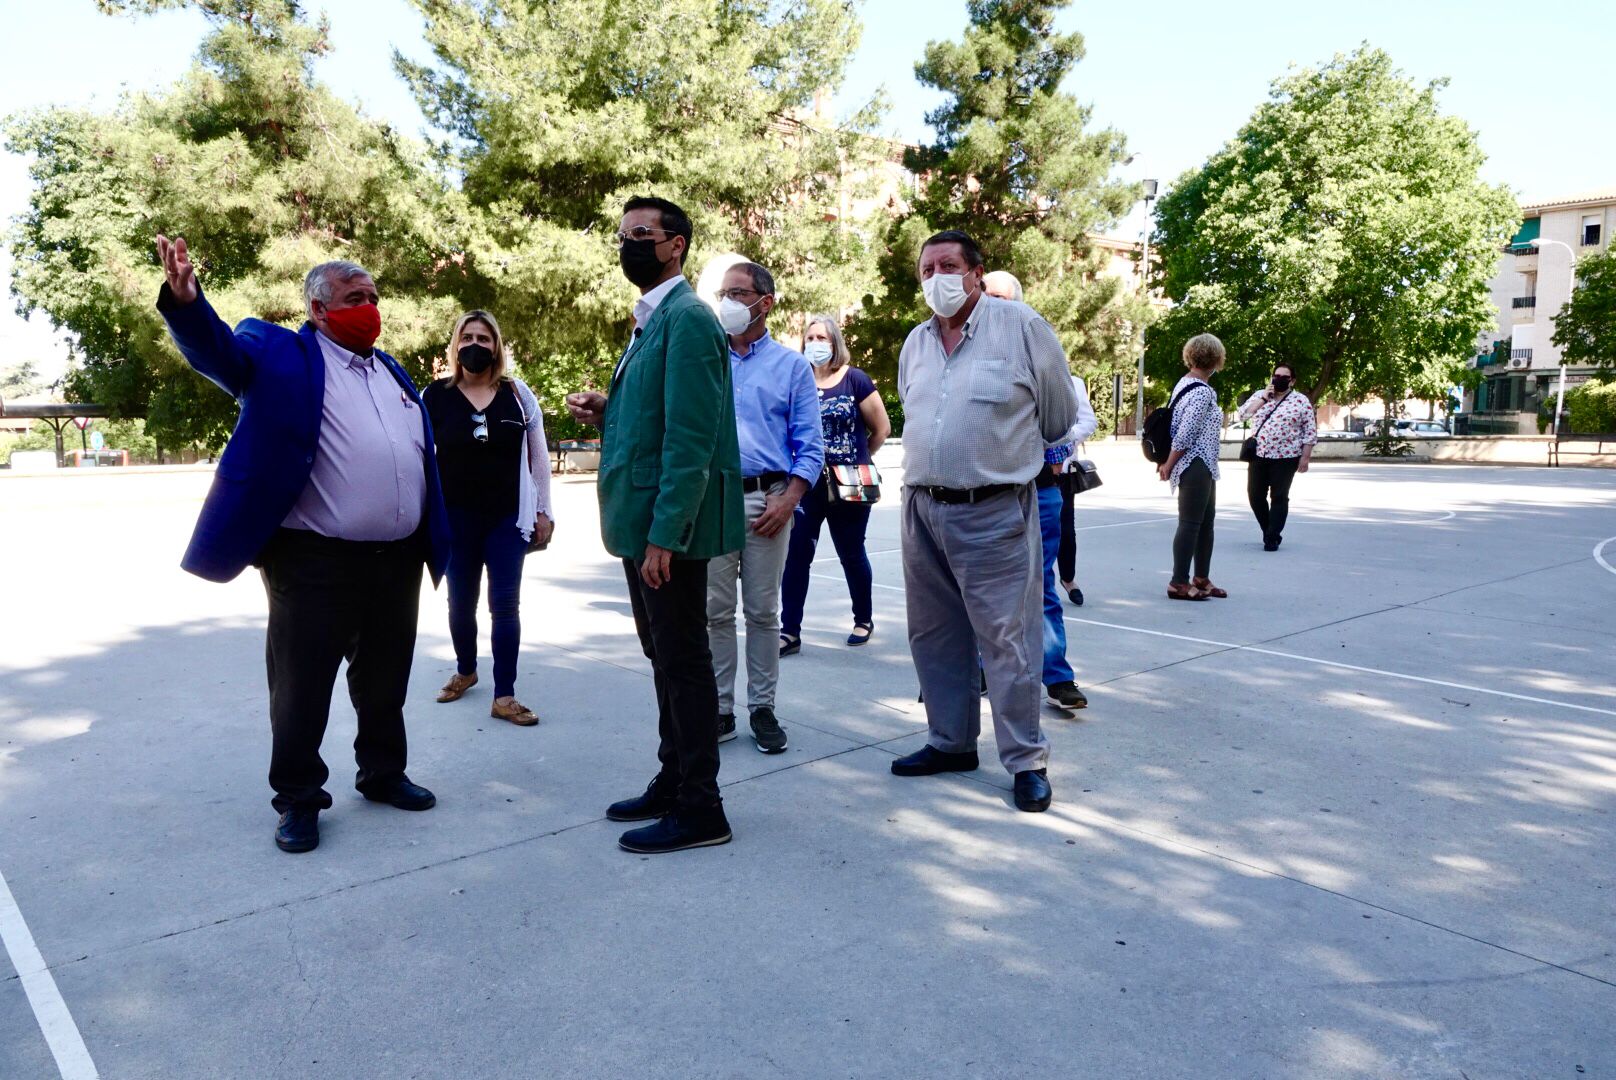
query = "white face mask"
xmin=718 ymin=297 xmax=760 ymax=336
xmin=922 ymin=272 xmax=974 ymax=318
xmin=804 ymin=342 xmax=833 ymax=367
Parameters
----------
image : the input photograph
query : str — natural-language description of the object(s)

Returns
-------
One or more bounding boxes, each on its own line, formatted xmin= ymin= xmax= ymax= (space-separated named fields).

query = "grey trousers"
xmin=707 ymin=485 xmax=793 ymax=715
xmin=902 ymin=484 xmax=1049 ymax=774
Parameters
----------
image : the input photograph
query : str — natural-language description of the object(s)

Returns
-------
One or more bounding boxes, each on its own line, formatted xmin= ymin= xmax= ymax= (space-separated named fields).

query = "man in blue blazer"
xmin=155 ymin=234 xmax=451 ymax=854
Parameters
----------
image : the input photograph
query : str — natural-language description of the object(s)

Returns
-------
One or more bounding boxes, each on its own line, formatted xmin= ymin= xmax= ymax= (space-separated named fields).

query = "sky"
xmin=2 ymin=0 xmax=1613 ymax=384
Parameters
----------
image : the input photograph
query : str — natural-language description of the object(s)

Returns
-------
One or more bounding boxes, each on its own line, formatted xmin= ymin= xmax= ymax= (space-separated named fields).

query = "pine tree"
xmin=5 ymin=1 xmax=461 ymax=450
xmin=845 ymin=0 xmax=1140 ymax=427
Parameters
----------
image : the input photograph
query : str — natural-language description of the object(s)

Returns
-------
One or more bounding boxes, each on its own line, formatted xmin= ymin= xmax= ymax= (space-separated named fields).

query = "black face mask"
xmin=619 ymin=239 xmax=672 ymax=288
xmin=459 ymin=343 xmax=495 ymax=374
xmin=1272 ymin=375 xmax=1292 ymax=392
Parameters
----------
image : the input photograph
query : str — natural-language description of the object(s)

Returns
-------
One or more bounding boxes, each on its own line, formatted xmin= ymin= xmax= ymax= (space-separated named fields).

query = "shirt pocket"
xmin=969 ymin=360 xmax=1013 ymax=404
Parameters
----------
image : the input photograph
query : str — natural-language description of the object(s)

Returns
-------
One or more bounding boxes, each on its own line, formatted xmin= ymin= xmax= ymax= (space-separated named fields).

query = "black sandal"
xmin=846 ymin=622 xmax=874 ymax=647
xmin=779 ymin=634 xmax=801 ymax=657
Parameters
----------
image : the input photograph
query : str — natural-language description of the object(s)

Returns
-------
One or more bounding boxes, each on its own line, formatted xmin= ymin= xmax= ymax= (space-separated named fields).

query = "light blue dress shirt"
xmin=728 ymin=330 xmax=825 ymax=484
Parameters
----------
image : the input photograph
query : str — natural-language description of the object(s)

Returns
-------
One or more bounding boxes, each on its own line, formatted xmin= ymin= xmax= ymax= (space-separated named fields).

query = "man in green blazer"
xmin=567 ymin=196 xmax=744 ymax=854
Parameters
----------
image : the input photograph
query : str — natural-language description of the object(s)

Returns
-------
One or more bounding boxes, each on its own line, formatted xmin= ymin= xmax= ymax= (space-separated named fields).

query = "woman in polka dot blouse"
xmin=1237 ymin=363 xmax=1317 ymax=551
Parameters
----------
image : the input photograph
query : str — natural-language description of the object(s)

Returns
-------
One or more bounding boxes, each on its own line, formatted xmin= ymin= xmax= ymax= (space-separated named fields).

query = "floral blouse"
xmin=1168 ymin=374 xmax=1223 ymax=488
xmin=1238 ymin=389 xmax=1318 ymax=460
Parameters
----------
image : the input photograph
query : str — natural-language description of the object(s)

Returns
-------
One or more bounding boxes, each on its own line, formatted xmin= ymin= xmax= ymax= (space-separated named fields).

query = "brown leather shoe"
xmin=491 ymin=697 xmax=539 ymax=726
xmin=437 ymin=672 xmax=478 ymax=703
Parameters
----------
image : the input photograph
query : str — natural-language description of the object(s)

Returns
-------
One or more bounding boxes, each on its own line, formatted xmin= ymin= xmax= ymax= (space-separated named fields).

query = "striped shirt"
xmin=898 ymin=294 xmax=1078 ymax=489
xmin=1168 ymin=374 xmax=1223 ymax=488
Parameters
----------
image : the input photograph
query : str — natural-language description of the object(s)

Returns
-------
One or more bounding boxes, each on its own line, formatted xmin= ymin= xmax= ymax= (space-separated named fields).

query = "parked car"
xmin=1365 ymin=419 xmax=1450 ymax=438
xmin=1316 ymin=428 xmax=1362 ymax=440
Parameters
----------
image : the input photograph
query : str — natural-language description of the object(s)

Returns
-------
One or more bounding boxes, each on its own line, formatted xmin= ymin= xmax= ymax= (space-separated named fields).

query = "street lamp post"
xmin=1133 ymin=179 xmax=1158 ymax=436
xmin=1529 ymin=237 xmax=1578 ymax=436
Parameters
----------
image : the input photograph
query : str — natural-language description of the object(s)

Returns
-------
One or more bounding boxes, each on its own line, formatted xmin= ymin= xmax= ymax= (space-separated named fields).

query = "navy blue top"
xmin=817 ymin=366 xmax=878 ymax=466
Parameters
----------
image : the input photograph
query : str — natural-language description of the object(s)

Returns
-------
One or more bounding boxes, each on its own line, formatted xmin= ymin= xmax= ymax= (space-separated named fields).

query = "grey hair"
xmin=304 ymin=260 xmax=373 ymax=308
xmin=738 ymin=261 xmax=776 ymax=297
xmin=982 ymin=270 xmax=1023 ymax=302
xmin=803 ymin=313 xmax=851 ymax=374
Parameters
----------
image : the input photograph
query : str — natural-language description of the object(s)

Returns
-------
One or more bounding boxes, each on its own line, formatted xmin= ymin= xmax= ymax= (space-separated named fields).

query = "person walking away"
xmin=706 ymin=262 xmax=824 ymax=753
xmin=1055 ymin=373 xmax=1098 ymax=605
xmin=890 ymin=233 xmax=1077 ymax=814
xmin=778 ymin=315 xmax=890 ymax=655
xmin=565 ymin=197 xmax=744 ymax=854
xmin=1237 ymin=364 xmax=1316 ymax=551
xmin=982 ymin=270 xmax=1089 ymax=711
xmin=1157 ymin=333 xmax=1227 ymax=601
xmin=153 ymin=236 xmax=452 ymax=854
xmin=423 ymin=310 xmax=555 ymax=726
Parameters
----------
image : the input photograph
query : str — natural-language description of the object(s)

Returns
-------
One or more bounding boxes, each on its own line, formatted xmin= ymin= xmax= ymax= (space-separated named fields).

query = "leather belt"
xmin=917 ymin=483 xmax=1017 ymax=505
xmin=742 ymin=471 xmax=788 ymax=493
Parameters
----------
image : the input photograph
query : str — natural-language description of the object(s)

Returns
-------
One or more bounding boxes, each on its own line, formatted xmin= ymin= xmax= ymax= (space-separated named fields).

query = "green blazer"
xmin=598 ymin=278 xmax=745 ymax=561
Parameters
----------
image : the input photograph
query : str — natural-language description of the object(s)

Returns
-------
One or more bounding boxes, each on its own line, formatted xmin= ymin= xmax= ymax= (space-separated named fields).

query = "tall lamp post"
xmin=1529 ymin=237 xmax=1577 ymax=436
xmin=1133 ymin=178 xmax=1159 ymax=436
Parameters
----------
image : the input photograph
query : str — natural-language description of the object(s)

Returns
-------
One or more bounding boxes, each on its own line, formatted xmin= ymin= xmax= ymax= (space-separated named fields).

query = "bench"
xmin=1548 ymin=432 xmax=1616 ymax=466
xmin=552 ymin=439 xmax=601 ymax=473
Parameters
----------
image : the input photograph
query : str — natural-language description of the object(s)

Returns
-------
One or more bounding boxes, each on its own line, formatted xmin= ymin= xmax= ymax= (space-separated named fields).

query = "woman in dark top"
xmin=778 ymin=314 xmax=891 ymax=653
xmin=423 ymin=311 xmax=554 ymax=726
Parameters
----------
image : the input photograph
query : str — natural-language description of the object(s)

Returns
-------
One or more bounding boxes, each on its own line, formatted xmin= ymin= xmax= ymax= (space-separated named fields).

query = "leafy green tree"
xmin=0 ymin=360 xmax=46 ymax=398
xmin=1551 ymin=247 xmax=1616 ymax=371
xmin=845 ymin=0 xmax=1140 ymax=426
xmin=1145 ymin=46 xmax=1519 ymax=411
xmin=5 ymin=0 xmax=462 ymax=450
xmin=398 ymin=0 xmax=885 ymax=413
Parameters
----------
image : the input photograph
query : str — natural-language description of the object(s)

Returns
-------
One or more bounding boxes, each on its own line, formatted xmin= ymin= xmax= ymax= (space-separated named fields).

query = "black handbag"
xmin=1240 ymin=397 xmax=1279 ymax=463
xmin=1068 ymin=459 xmax=1103 ymax=493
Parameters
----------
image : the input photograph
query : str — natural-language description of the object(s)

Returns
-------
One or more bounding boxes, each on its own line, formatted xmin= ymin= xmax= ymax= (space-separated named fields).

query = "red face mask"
xmin=321 ymin=302 xmax=381 ymax=352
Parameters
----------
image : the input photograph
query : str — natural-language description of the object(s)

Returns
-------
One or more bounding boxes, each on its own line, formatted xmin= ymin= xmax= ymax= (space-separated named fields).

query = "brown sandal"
xmin=436 ymin=672 xmax=478 ymax=702
xmin=491 ymin=697 xmax=539 ymax=726
xmin=1167 ymin=583 xmax=1209 ymax=601
xmin=1191 ymin=577 xmax=1228 ymax=599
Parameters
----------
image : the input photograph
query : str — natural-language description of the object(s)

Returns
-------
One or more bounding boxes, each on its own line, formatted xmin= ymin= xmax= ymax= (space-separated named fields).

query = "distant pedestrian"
xmin=778 ymin=314 xmax=890 ymax=655
xmin=1158 ymin=333 xmax=1227 ymax=601
xmin=891 ymin=231 xmax=1077 ymax=814
xmin=982 ymin=270 xmax=1090 ymax=710
xmin=423 ymin=310 xmax=554 ymax=727
xmin=1237 ymin=364 xmax=1316 ymax=551
xmin=153 ymin=235 xmax=451 ymax=855
xmin=706 ymin=261 xmax=824 ymax=754
xmin=1054 ymin=374 xmax=1098 ymax=606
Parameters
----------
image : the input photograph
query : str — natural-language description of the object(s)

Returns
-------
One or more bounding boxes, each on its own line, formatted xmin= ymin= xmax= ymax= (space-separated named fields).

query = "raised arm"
xmin=152 ymin=234 xmax=254 ymax=399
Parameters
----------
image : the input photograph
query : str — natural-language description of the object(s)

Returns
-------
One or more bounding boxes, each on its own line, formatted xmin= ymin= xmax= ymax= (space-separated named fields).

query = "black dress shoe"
xmin=275 ymin=808 xmax=320 ymax=853
xmin=1067 ymin=586 xmax=1084 ymax=606
xmin=618 ymin=805 xmax=732 ymax=854
xmin=606 ymin=776 xmax=678 ymax=822
xmin=1013 ymin=768 xmax=1052 ymax=813
xmin=891 ymin=745 xmax=980 ymax=776
xmin=360 ymin=776 xmax=436 ymax=811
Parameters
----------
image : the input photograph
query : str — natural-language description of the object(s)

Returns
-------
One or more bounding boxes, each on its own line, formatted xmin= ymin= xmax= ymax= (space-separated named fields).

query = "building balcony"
xmin=1512 ymin=296 xmax=1536 ymax=309
xmin=1512 ymin=249 xmax=1539 ymax=272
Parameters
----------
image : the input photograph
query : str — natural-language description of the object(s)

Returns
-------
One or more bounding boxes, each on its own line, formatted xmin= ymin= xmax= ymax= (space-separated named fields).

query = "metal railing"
xmin=1512 ymin=296 xmax=1537 ymax=309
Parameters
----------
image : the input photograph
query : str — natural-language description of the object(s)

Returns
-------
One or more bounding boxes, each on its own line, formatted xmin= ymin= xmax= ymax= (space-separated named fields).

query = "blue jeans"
xmin=1038 ymin=485 xmax=1074 ymax=686
xmin=445 ymin=506 xmax=528 ymax=698
xmin=779 ymin=477 xmax=874 ymax=638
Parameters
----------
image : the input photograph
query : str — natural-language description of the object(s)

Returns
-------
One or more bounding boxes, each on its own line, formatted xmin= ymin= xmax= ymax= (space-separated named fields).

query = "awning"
xmin=1508 ymin=217 xmax=1541 ymax=251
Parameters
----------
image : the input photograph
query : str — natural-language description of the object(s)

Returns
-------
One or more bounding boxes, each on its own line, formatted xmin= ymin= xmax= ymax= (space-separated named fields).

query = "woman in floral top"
xmin=1158 ymin=333 xmax=1227 ymax=600
xmin=1237 ymin=362 xmax=1317 ymax=551
xmin=778 ymin=315 xmax=891 ymax=652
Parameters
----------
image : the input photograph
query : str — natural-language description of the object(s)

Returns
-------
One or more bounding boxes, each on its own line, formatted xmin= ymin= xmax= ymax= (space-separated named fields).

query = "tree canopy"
xmin=1551 ymin=247 xmax=1616 ymax=371
xmin=845 ymin=0 xmax=1143 ymax=430
xmin=1144 ymin=46 xmax=1519 ymax=409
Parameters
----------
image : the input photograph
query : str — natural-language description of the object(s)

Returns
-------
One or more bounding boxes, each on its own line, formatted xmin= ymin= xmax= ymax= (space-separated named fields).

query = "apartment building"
xmin=1466 ymin=188 xmax=1615 ymax=433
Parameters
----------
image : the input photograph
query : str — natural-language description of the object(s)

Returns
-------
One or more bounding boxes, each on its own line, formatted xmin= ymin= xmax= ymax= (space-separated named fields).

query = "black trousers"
xmin=260 ymin=528 xmax=424 ymax=813
xmin=1171 ymin=459 xmax=1216 ymax=585
xmin=622 ymin=557 xmax=722 ymax=810
xmin=1247 ymin=456 xmax=1301 ymax=542
xmin=1057 ymin=477 xmax=1077 ymax=584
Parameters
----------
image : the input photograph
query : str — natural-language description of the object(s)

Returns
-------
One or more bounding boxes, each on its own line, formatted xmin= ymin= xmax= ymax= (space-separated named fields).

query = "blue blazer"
xmin=157 ymin=286 xmax=451 ymax=585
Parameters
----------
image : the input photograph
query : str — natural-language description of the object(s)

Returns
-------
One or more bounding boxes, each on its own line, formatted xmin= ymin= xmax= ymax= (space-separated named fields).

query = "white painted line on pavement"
xmin=1595 ymin=536 xmax=1616 ymax=578
xmin=0 ymin=869 xmax=99 ymax=1079
xmin=819 ymin=574 xmax=1616 ymax=719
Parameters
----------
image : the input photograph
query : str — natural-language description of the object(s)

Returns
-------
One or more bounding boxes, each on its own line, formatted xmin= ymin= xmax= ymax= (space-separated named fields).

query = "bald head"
xmin=983 ymin=270 xmax=1022 ymax=302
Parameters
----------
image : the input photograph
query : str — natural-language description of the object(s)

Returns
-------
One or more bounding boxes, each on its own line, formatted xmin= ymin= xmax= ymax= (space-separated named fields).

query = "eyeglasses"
xmin=471 ymin=412 xmax=488 ymax=443
xmin=715 ymin=288 xmax=761 ymax=302
xmin=613 ymin=226 xmax=678 ymax=248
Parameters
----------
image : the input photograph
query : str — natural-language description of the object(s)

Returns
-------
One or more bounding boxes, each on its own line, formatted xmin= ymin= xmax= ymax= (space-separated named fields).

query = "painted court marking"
xmin=0 ymin=869 xmax=99 ymax=1079
xmin=1595 ymin=535 xmax=1616 ymax=578
xmin=815 ymin=575 xmax=1616 ymax=720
